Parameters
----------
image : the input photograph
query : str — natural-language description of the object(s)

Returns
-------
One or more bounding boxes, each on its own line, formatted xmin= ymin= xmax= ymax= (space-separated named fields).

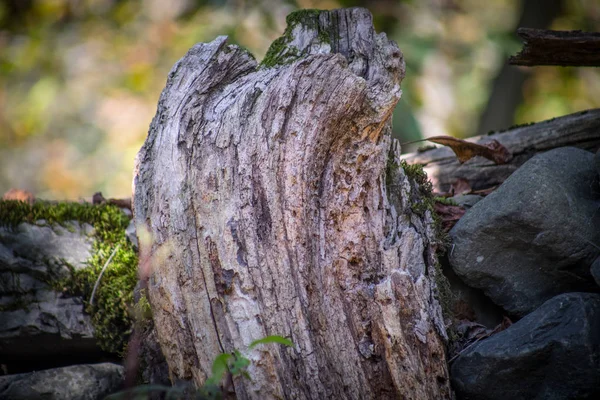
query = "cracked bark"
xmin=133 ymin=8 xmax=450 ymax=399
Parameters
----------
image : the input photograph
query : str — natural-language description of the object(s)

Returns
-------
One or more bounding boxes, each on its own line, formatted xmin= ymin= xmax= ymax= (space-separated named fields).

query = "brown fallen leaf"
xmin=453 ymin=299 xmax=477 ymax=321
xmin=108 ymin=198 xmax=132 ymax=210
xmin=427 ymin=136 xmax=512 ymax=164
xmin=434 ymin=201 xmax=466 ymax=232
xmin=450 ymin=178 xmax=472 ymax=196
xmin=403 ymin=136 xmax=512 ymax=164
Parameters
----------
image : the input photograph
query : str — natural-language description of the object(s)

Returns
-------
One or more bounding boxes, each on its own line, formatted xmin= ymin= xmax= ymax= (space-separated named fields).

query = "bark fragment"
xmin=509 ymin=28 xmax=600 ymax=67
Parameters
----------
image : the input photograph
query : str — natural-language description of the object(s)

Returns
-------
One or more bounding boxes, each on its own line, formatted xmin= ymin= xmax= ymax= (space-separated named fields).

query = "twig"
xmin=90 ymin=244 xmax=121 ymax=306
xmin=448 ymin=321 xmax=507 ymax=364
xmin=448 ymin=335 xmax=485 ymax=364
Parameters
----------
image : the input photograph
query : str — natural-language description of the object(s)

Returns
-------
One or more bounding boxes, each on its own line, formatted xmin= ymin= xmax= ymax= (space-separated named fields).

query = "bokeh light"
xmin=0 ymin=0 xmax=598 ymax=199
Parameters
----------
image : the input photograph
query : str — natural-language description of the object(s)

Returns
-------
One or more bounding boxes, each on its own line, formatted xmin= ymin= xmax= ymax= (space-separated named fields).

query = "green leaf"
xmin=229 ymin=350 xmax=251 ymax=375
xmin=199 ymin=383 xmax=222 ymax=400
xmin=248 ymin=335 xmax=294 ymax=350
xmin=210 ymin=352 xmax=233 ymax=381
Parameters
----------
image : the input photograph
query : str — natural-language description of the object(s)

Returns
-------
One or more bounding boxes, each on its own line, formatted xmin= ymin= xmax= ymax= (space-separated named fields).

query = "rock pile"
xmin=0 ymin=206 xmax=130 ymax=399
xmin=448 ymin=147 xmax=600 ymax=399
xmin=2 ymin=146 xmax=598 ymax=399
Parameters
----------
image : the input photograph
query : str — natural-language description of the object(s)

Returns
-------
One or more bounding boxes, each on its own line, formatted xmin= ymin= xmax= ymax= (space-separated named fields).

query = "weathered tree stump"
xmin=133 ymin=8 xmax=450 ymax=399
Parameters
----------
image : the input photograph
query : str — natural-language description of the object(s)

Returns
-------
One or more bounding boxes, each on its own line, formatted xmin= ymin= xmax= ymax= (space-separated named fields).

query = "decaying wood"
xmin=402 ymin=109 xmax=600 ymax=193
xmin=133 ymin=8 xmax=450 ymax=399
xmin=509 ymin=28 xmax=600 ymax=67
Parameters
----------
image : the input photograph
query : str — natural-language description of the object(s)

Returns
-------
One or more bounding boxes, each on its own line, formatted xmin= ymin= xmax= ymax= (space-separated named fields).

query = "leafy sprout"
xmin=107 ymin=335 xmax=294 ymax=400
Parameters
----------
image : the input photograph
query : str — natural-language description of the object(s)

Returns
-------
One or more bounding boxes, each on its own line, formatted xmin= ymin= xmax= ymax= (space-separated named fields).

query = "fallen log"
xmin=509 ymin=28 xmax=600 ymax=67
xmin=401 ymin=109 xmax=600 ymax=193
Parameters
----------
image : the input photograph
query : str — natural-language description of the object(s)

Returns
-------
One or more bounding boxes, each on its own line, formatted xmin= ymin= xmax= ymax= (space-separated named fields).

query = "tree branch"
xmin=509 ymin=28 xmax=600 ymax=67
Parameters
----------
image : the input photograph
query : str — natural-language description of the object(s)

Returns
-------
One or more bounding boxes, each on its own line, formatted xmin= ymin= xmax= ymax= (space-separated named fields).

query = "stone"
xmin=591 ymin=255 xmax=600 ymax=288
xmin=1 ymin=222 xmax=95 ymax=271
xmin=449 ymin=194 xmax=483 ymax=209
xmin=138 ymin=323 xmax=170 ymax=388
xmin=0 ymin=222 xmax=100 ymax=372
xmin=449 ymin=147 xmax=600 ymax=316
xmin=0 ymin=363 xmax=124 ymax=400
xmin=451 ymin=292 xmax=600 ymax=400
xmin=440 ymin=258 xmax=503 ymax=329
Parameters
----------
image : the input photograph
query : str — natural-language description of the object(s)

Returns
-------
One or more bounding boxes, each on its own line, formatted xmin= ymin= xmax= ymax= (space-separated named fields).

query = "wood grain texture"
xmin=402 ymin=109 xmax=600 ymax=193
xmin=509 ymin=28 xmax=600 ymax=67
xmin=133 ymin=8 xmax=450 ymax=399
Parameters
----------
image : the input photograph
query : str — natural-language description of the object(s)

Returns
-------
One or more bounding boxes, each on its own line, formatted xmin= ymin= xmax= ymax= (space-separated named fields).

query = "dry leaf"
xmin=92 ymin=191 xmax=131 ymax=210
xmin=426 ymin=136 xmax=512 ymax=164
xmin=450 ymin=178 xmax=472 ymax=196
xmin=434 ymin=201 xmax=466 ymax=232
xmin=3 ymin=188 xmax=35 ymax=204
xmin=108 ymin=198 xmax=132 ymax=210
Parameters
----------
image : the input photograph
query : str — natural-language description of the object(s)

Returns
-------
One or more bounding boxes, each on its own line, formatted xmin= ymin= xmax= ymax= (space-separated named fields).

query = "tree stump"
xmin=133 ymin=8 xmax=450 ymax=399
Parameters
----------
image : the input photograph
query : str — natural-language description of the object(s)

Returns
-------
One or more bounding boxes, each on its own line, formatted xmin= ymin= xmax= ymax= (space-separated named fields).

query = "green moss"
xmin=260 ymin=9 xmax=338 ymax=68
xmin=0 ymin=200 xmax=138 ymax=354
xmin=432 ymin=259 xmax=455 ymax=323
xmin=261 ymin=34 xmax=301 ymax=68
xmin=433 ymin=196 xmax=457 ymax=206
xmin=133 ymin=291 xmax=153 ymax=325
xmin=401 ymin=161 xmax=437 ymax=220
xmin=385 ymin=158 xmax=448 ymax=244
xmin=285 ymin=9 xmax=322 ymax=27
xmin=393 ymin=162 xmax=454 ymax=321
xmin=400 ymin=160 xmax=431 ymax=190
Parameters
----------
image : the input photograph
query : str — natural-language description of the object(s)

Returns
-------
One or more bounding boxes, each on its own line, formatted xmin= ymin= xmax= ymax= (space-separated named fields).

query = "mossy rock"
xmin=0 ymin=200 xmax=138 ymax=354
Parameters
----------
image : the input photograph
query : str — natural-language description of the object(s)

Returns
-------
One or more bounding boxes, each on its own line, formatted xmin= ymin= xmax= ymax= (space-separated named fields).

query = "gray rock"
xmin=0 ymin=362 xmax=124 ymax=400
xmin=449 ymin=194 xmax=483 ymax=209
xmin=0 ymin=222 xmax=98 ymax=369
xmin=138 ymin=323 xmax=170 ymax=388
xmin=449 ymin=147 xmax=600 ymax=316
xmin=595 ymin=149 xmax=600 ymax=178
xmin=441 ymin=260 xmax=503 ymax=329
xmin=451 ymin=292 xmax=600 ymax=400
xmin=1 ymin=222 xmax=95 ymax=271
xmin=592 ymin=256 xmax=600 ymax=288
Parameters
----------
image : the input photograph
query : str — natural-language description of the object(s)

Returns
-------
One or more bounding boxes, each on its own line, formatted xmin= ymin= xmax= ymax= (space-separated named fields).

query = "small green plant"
xmin=106 ymin=335 xmax=294 ymax=400
xmin=201 ymin=335 xmax=294 ymax=399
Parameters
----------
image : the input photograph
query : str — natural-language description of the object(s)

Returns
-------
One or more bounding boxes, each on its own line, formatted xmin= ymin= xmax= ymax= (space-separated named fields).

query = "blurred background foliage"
xmin=0 ymin=0 xmax=598 ymax=199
